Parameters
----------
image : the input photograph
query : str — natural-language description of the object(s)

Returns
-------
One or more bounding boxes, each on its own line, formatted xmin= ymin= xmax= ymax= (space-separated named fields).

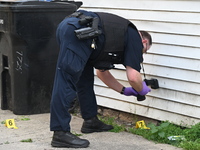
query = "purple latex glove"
xmin=123 ymin=87 xmax=138 ymax=96
xmin=138 ymin=81 xmax=151 ymax=95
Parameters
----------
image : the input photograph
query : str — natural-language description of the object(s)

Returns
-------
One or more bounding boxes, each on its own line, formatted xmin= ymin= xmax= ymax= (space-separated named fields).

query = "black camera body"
xmin=144 ymin=78 xmax=159 ymax=89
xmin=137 ymin=78 xmax=159 ymax=101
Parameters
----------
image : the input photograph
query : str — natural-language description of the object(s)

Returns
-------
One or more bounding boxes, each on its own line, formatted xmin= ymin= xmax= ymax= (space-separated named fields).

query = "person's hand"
xmin=138 ymin=81 xmax=151 ymax=96
xmin=123 ymin=87 xmax=138 ymax=96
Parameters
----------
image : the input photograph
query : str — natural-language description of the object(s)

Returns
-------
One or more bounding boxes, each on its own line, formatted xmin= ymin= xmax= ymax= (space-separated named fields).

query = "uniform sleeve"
xmin=123 ymin=26 xmax=143 ymax=72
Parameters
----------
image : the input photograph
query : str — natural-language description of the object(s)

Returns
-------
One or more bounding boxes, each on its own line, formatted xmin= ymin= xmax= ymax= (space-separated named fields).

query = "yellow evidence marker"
xmin=5 ymin=119 xmax=18 ymax=129
xmin=136 ymin=120 xmax=150 ymax=129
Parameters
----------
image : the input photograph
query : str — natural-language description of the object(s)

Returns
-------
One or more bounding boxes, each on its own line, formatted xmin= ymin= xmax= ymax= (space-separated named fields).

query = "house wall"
xmin=79 ymin=0 xmax=200 ymax=126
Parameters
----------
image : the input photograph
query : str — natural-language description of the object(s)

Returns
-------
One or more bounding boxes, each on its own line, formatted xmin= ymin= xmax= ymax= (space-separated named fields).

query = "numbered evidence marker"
xmin=135 ymin=120 xmax=150 ymax=129
xmin=5 ymin=119 xmax=18 ymax=129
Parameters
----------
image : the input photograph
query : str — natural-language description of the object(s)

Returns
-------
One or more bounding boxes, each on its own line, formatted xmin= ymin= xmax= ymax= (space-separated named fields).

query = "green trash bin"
xmin=0 ymin=1 xmax=82 ymax=115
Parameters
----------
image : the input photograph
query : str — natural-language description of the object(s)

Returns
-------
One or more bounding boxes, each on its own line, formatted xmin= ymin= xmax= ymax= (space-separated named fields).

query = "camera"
xmin=137 ymin=78 xmax=159 ymax=101
xmin=144 ymin=78 xmax=159 ymax=89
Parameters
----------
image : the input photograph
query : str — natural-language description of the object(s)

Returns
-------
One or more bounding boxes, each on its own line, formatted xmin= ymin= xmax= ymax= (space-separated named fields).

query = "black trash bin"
xmin=0 ymin=1 xmax=82 ymax=115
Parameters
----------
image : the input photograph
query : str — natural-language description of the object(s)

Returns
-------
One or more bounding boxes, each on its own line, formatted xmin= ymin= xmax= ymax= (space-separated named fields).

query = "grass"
xmin=71 ymin=131 xmax=83 ymax=136
xmin=1 ymin=121 xmax=5 ymax=124
xmin=20 ymin=138 xmax=33 ymax=143
xmin=99 ymin=116 xmax=126 ymax=133
xmin=20 ymin=117 xmax=30 ymax=121
xmin=99 ymin=116 xmax=200 ymax=150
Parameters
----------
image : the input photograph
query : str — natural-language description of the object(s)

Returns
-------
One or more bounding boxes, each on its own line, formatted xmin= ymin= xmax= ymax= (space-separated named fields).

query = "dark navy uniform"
xmin=50 ymin=10 xmax=143 ymax=131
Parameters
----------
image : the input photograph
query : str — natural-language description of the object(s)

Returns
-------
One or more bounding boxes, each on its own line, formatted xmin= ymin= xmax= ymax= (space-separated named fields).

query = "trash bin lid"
xmin=0 ymin=1 xmax=77 ymax=12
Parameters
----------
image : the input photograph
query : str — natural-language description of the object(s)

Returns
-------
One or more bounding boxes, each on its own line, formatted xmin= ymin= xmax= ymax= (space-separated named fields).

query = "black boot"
xmin=51 ymin=131 xmax=90 ymax=148
xmin=81 ymin=116 xmax=114 ymax=133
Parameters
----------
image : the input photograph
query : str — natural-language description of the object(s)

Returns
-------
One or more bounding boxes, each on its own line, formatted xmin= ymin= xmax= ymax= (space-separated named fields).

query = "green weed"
xmin=20 ymin=138 xmax=33 ymax=143
xmin=1 ymin=121 xmax=5 ymax=124
xmin=20 ymin=116 xmax=30 ymax=121
xmin=99 ymin=116 xmax=126 ymax=133
xmin=180 ymin=139 xmax=200 ymax=150
xmin=71 ymin=131 xmax=83 ymax=136
xmin=4 ymin=141 xmax=9 ymax=144
xmin=183 ymin=123 xmax=200 ymax=141
xmin=130 ymin=122 xmax=200 ymax=150
xmin=180 ymin=123 xmax=200 ymax=150
xmin=100 ymin=116 xmax=200 ymax=150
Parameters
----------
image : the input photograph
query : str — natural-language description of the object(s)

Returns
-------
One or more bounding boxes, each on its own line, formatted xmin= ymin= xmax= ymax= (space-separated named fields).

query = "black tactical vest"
xmin=92 ymin=12 xmax=138 ymax=70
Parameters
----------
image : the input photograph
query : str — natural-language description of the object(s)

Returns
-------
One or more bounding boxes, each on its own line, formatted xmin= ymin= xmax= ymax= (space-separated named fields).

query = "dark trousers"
xmin=50 ymin=17 xmax=97 ymax=131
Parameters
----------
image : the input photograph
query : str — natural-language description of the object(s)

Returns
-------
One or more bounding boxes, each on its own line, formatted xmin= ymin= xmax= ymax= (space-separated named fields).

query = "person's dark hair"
xmin=139 ymin=30 xmax=152 ymax=45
